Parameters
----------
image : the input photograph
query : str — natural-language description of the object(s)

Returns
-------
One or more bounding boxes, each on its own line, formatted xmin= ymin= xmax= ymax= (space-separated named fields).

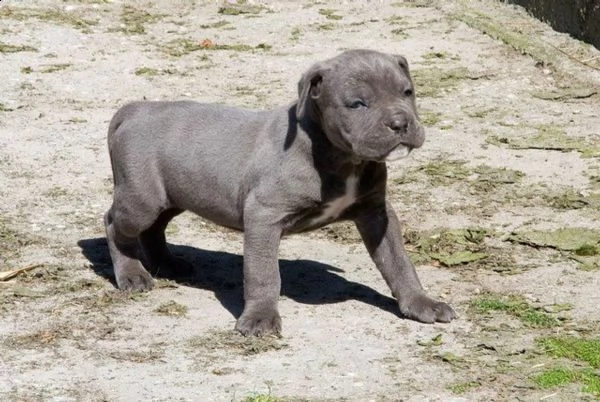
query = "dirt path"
xmin=1 ymin=1 xmax=599 ymax=401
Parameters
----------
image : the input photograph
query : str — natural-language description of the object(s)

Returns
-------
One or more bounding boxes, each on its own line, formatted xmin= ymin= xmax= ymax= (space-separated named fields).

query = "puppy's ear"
xmin=394 ymin=54 xmax=410 ymax=76
xmin=296 ymin=63 xmax=326 ymax=120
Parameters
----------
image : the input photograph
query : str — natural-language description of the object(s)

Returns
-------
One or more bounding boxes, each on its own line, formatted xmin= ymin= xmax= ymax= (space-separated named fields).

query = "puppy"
xmin=104 ymin=49 xmax=457 ymax=336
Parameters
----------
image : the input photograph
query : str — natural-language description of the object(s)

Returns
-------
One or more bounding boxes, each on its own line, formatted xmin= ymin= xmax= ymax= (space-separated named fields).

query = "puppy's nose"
xmin=389 ymin=117 xmax=408 ymax=133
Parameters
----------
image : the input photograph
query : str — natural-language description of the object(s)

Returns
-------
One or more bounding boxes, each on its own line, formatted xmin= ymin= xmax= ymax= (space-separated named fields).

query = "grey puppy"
xmin=104 ymin=49 xmax=457 ymax=336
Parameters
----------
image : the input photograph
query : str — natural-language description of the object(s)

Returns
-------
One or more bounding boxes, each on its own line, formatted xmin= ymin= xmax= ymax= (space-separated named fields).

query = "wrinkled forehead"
xmin=331 ymin=55 xmax=411 ymax=93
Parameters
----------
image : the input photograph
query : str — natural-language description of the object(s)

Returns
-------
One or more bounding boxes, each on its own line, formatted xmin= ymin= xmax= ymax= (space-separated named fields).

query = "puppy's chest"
xmin=313 ymin=175 xmax=359 ymax=224
xmin=288 ymin=175 xmax=359 ymax=233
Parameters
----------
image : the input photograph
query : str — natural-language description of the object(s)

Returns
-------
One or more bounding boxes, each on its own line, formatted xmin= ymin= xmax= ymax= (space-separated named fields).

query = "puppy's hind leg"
xmin=138 ymin=208 xmax=193 ymax=277
xmin=104 ymin=202 xmax=156 ymax=291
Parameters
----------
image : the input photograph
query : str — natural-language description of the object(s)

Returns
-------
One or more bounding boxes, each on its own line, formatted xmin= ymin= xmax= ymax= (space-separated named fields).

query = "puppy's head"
xmin=297 ymin=49 xmax=425 ymax=162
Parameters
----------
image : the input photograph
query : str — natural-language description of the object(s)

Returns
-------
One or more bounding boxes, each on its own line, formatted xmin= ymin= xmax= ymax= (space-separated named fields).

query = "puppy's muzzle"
xmin=384 ymin=114 xmax=425 ymax=161
xmin=387 ymin=115 xmax=409 ymax=134
xmin=386 ymin=144 xmax=412 ymax=161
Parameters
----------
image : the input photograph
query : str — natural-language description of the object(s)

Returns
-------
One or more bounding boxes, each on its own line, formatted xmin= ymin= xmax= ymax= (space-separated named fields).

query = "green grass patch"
xmin=385 ymin=15 xmax=405 ymax=25
xmin=199 ymin=20 xmax=231 ymax=29
xmin=391 ymin=28 xmax=408 ymax=39
xmin=114 ymin=5 xmax=162 ymax=35
xmin=486 ymin=124 xmax=600 ymax=158
xmin=452 ymin=8 xmax=556 ymax=69
xmin=471 ymin=294 xmax=560 ymax=328
xmin=535 ymin=367 xmax=576 ymax=387
xmin=243 ymin=394 xmax=279 ymax=402
xmin=434 ymin=351 xmax=469 ymax=368
xmin=447 ymin=381 xmax=480 ymax=394
xmin=531 ymin=87 xmax=597 ymax=101
xmin=0 ymin=6 xmax=98 ymax=31
xmin=232 ymin=85 xmax=268 ymax=104
xmin=405 ymin=227 xmax=490 ymax=267
xmin=509 ymin=227 xmax=600 ymax=251
xmin=422 ymin=51 xmax=453 ymax=60
xmin=432 ymin=250 xmax=489 ymax=267
xmin=411 ymin=67 xmax=475 ymax=97
xmin=108 ymin=348 xmax=165 ymax=363
xmin=509 ymin=227 xmax=600 ymax=270
xmin=451 ymin=5 xmax=600 ymax=87
xmin=543 ymin=189 xmax=600 ymax=210
xmin=19 ymin=82 xmax=35 ymax=90
xmin=413 ymin=159 xmax=524 ymax=189
xmin=392 ymin=0 xmax=434 ymax=7
xmin=463 ymin=106 xmax=497 ymax=118
xmin=71 ymin=290 xmax=148 ymax=311
xmin=188 ymin=329 xmax=286 ymax=356
xmin=0 ymin=41 xmax=37 ymax=54
xmin=133 ymin=67 xmax=180 ymax=77
xmin=534 ymin=367 xmax=600 ymax=396
xmin=53 ymin=278 xmax=104 ymax=293
xmin=318 ymin=8 xmax=342 ymax=20
xmin=218 ymin=2 xmax=266 ymax=15
xmin=290 ymin=26 xmax=302 ymax=41
xmin=163 ymin=38 xmax=271 ymax=57
xmin=318 ymin=221 xmax=363 ymax=244
xmin=534 ymin=336 xmax=600 ymax=396
xmin=469 ymin=164 xmax=525 ymax=190
xmin=154 ymin=300 xmax=188 ymax=317
xmin=417 ymin=159 xmax=471 ymax=185
xmin=589 ymin=173 xmax=600 ymax=192
xmin=420 ymin=110 xmax=443 ymax=127
xmin=20 ymin=64 xmax=72 ymax=74
xmin=5 ymin=318 xmax=123 ymax=350
xmin=68 ymin=117 xmax=87 ymax=124
xmin=315 ymin=22 xmax=336 ymax=31
xmin=417 ymin=333 xmax=443 ymax=347
xmin=574 ymin=244 xmax=599 ymax=256
xmin=42 ymin=186 xmax=69 ymax=198
xmin=40 ymin=63 xmax=72 ymax=73
xmin=538 ymin=337 xmax=600 ymax=368
xmin=134 ymin=67 xmax=159 ymax=76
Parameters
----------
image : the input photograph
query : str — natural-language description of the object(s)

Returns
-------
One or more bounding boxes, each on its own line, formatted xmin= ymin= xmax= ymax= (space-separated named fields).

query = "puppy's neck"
xmin=293 ymin=103 xmax=367 ymax=179
xmin=315 ymin=138 xmax=366 ymax=179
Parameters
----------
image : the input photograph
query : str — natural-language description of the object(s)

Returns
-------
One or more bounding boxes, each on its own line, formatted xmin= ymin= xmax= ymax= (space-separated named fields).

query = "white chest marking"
xmin=312 ymin=175 xmax=358 ymax=225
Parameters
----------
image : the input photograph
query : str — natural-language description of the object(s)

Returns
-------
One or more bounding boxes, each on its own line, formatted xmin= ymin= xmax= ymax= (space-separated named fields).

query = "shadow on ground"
xmin=77 ymin=237 xmax=400 ymax=319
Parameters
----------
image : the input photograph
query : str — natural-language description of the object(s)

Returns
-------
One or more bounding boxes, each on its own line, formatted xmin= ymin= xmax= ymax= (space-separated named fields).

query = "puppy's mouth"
xmin=385 ymin=144 xmax=412 ymax=161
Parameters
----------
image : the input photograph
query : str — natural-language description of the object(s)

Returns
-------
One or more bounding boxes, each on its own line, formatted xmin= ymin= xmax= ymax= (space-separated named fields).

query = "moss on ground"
xmin=471 ymin=293 xmax=560 ymax=328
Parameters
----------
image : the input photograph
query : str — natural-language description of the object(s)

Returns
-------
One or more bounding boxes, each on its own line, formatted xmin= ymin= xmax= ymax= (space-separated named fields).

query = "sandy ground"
xmin=1 ymin=0 xmax=600 ymax=401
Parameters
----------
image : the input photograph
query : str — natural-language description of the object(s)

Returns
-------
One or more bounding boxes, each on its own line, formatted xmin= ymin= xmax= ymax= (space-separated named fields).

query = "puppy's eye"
xmin=403 ymin=88 xmax=413 ymax=97
xmin=349 ymin=100 xmax=367 ymax=109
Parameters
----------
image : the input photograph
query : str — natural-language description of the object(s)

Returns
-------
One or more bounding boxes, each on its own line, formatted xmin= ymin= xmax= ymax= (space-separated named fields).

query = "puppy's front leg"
xmin=355 ymin=201 xmax=456 ymax=323
xmin=235 ymin=206 xmax=283 ymax=337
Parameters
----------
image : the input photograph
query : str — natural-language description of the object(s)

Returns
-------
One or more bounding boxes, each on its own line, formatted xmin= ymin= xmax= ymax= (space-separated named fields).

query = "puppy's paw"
xmin=400 ymin=294 xmax=457 ymax=324
xmin=116 ymin=266 xmax=154 ymax=291
xmin=235 ymin=309 xmax=282 ymax=337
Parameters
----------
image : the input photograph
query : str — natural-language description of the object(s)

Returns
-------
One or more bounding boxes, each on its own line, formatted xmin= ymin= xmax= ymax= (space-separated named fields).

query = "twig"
xmin=531 ymin=363 xmax=546 ymax=369
xmin=539 ymin=37 xmax=600 ymax=71
xmin=581 ymin=55 xmax=600 ymax=64
xmin=0 ymin=264 xmax=44 ymax=281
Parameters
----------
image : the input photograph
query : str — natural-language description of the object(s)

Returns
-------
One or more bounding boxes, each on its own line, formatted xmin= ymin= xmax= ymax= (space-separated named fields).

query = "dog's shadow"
xmin=77 ymin=238 xmax=400 ymax=319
